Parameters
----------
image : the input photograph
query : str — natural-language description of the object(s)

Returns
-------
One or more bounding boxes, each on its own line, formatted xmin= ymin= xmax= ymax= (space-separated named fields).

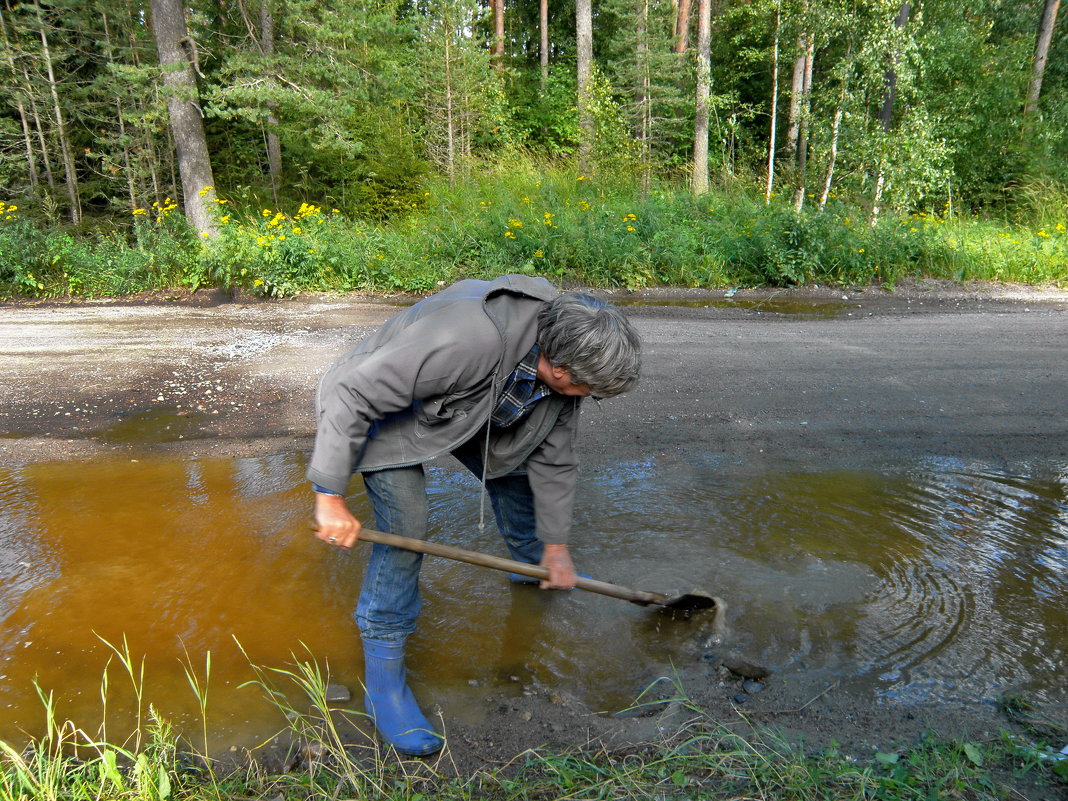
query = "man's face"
xmin=536 ymin=355 xmax=593 ymax=397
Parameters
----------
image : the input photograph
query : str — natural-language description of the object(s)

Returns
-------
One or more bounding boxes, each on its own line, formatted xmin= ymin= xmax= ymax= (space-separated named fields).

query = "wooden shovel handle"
xmin=356 ymin=527 xmax=670 ymax=607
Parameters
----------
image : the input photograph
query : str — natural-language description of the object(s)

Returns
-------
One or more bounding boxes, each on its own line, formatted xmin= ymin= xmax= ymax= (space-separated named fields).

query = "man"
xmin=307 ymin=274 xmax=641 ymax=756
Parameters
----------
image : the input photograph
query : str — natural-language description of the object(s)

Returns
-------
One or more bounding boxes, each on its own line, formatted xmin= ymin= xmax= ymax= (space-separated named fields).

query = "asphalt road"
xmin=1 ymin=283 xmax=1066 ymax=470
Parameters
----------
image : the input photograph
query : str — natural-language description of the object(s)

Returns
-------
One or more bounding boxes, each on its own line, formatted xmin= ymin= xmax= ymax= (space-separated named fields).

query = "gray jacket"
xmin=306 ymin=275 xmax=580 ymax=544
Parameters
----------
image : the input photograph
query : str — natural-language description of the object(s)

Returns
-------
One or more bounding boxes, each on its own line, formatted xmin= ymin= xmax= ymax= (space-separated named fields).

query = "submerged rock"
xmin=325 ymin=683 xmax=351 ymax=703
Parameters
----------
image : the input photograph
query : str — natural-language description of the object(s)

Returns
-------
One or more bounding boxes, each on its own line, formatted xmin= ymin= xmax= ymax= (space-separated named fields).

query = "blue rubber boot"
xmin=362 ymin=639 xmax=443 ymax=756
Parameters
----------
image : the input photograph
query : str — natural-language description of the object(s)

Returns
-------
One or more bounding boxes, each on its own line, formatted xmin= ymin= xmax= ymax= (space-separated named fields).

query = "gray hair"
xmin=537 ymin=291 xmax=641 ymax=397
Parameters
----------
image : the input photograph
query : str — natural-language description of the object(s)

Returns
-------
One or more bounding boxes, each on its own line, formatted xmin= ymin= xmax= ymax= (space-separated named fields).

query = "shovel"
xmin=343 ymin=526 xmax=720 ymax=615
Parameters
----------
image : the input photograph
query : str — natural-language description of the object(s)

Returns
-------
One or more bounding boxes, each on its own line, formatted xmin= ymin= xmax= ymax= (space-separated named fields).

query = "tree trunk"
xmin=493 ymin=0 xmax=505 ymax=67
xmin=540 ymin=0 xmax=548 ymax=93
xmin=871 ymin=161 xmax=886 ymax=225
xmin=792 ymin=34 xmax=813 ymax=211
xmin=576 ymin=0 xmax=593 ymax=170
xmin=35 ymin=1 xmax=81 ymax=223
xmin=692 ymin=0 xmax=711 ymax=194
xmin=765 ymin=0 xmax=781 ymax=203
xmin=785 ymin=34 xmax=806 ymax=160
xmin=150 ymin=0 xmax=217 ymax=237
xmin=0 ymin=9 xmax=38 ymax=192
xmin=877 ymin=1 xmax=910 ymax=132
xmin=443 ymin=13 xmax=456 ymax=184
xmin=674 ymin=0 xmax=692 ymax=53
xmin=1024 ymin=0 xmax=1061 ymax=118
xmin=28 ymin=91 xmax=56 ymax=190
xmin=261 ymin=0 xmax=281 ymax=205
xmin=16 ymin=99 xmax=39 ymax=192
xmin=636 ymin=0 xmax=650 ymax=191
xmin=818 ymin=106 xmax=842 ymax=214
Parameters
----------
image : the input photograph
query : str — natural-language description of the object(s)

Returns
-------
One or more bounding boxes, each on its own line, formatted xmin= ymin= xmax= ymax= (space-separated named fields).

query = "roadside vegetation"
xmin=3 ymin=2 xmax=1068 ymax=301
xmin=2 ymin=164 xmax=1066 ymax=300
xmin=1 ymin=643 xmax=1064 ymax=801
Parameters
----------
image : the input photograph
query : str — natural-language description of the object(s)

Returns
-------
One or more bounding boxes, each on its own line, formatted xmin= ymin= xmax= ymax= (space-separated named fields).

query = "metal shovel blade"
xmin=348 ymin=527 xmax=721 ymax=616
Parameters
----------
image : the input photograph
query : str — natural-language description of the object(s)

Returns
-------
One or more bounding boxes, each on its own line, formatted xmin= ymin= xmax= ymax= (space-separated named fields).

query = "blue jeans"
xmin=355 ymin=444 xmax=543 ymax=644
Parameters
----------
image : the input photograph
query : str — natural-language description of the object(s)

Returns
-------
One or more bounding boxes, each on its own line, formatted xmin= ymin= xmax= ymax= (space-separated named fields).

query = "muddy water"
xmin=0 ymin=452 xmax=1065 ymax=747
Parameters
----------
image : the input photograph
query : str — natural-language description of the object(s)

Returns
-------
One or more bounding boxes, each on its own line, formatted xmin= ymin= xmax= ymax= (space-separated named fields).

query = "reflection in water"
xmin=0 ymin=452 xmax=1064 ymax=747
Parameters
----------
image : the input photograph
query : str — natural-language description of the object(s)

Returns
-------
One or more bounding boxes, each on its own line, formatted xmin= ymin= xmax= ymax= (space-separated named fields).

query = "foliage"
xmin=0 ymin=199 xmax=198 ymax=298
xmin=1 ymin=0 xmax=1066 ymax=227
xmin=3 ymin=165 xmax=1067 ymax=299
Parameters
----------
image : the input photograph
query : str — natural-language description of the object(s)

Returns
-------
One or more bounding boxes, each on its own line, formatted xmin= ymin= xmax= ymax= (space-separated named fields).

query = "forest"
xmin=0 ymin=0 xmax=1065 ymax=297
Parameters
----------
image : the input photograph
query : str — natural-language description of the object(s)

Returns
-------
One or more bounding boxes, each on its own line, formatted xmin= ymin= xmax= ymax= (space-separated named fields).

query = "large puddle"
xmin=1 ymin=452 xmax=1065 ymax=748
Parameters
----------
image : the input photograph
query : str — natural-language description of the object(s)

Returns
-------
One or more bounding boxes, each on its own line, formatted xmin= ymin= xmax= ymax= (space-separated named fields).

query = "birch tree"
xmin=765 ymin=0 xmax=781 ymax=203
xmin=576 ymin=0 xmax=593 ymax=169
xmin=692 ymin=0 xmax=711 ymax=194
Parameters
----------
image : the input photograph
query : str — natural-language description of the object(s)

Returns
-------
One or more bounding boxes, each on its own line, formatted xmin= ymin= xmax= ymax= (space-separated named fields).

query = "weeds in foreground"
xmin=0 ymin=642 xmax=1063 ymax=800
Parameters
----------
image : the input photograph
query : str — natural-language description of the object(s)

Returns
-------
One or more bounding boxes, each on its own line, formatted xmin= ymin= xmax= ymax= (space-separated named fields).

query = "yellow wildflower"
xmin=626 ymin=226 xmax=635 ymax=232
xmin=534 ymin=250 xmax=544 ymax=258
xmin=132 ymin=208 xmax=147 ymax=216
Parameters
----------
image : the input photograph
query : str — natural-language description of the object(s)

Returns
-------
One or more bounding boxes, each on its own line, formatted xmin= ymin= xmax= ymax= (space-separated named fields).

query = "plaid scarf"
xmin=491 ymin=345 xmax=551 ymax=428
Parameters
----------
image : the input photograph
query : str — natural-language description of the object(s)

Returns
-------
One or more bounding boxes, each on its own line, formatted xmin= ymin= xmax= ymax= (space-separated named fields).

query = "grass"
xmin=0 ymin=643 xmax=1063 ymax=801
xmin=1 ymin=165 xmax=1067 ymax=299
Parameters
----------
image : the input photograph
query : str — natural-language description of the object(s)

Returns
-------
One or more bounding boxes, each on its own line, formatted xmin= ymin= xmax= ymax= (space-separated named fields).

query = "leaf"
xmin=963 ymin=742 xmax=983 ymax=767
xmin=100 ymin=748 xmax=124 ymax=787
xmin=1053 ymin=759 xmax=1068 ymax=780
xmin=158 ymin=765 xmax=172 ymax=799
xmin=875 ymin=751 xmax=899 ymax=766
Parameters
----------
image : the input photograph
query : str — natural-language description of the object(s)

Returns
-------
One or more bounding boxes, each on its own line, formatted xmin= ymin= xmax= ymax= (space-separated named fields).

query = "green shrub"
xmin=3 ymin=161 xmax=1067 ymax=300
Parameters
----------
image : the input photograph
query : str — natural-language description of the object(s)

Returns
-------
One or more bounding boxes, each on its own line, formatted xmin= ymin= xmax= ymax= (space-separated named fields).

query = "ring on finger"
xmin=328 ymin=536 xmax=337 ymax=543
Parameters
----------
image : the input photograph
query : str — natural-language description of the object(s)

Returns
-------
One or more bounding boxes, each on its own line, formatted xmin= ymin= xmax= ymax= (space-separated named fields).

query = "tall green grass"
xmin=0 ymin=643 xmax=1063 ymax=801
xmin=2 ymin=167 xmax=1067 ymax=299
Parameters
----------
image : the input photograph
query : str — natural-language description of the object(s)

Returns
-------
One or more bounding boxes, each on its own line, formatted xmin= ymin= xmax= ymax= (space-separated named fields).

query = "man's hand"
xmin=315 ymin=493 xmax=362 ymax=549
xmin=539 ymin=543 xmax=577 ymax=589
